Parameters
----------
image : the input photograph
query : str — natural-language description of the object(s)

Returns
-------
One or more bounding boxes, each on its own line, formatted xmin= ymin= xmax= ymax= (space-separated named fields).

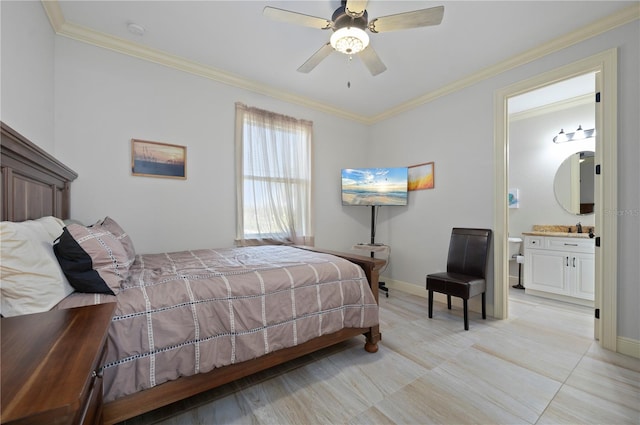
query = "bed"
xmin=0 ymin=121 xmax=383 ymax=424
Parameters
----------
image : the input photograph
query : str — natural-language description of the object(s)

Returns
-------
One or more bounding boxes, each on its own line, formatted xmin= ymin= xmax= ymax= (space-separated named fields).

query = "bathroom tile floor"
xmin=120 ymin=289 xmax=640 ymax=425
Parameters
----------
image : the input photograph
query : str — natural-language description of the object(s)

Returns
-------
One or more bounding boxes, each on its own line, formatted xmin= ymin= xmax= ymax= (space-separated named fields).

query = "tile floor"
xmin=120 ymin=289 xmax=640 ymax=425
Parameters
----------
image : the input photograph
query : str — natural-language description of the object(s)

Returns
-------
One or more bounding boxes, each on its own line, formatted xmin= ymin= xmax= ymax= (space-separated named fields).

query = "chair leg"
xmin=482 ymin=292 xmax=486 ymax=320
xmin=428 ymin=290 xmax=433 ymax=318
xmin=463 ymin=299 xmax=469 ymax=330
xmin=447 ymin=295 xmax=452 ymax=310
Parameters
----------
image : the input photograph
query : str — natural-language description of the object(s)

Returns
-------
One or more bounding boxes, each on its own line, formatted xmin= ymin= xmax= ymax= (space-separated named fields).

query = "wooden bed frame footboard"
xmin=1 ymin=121 xmax=384 ymax=425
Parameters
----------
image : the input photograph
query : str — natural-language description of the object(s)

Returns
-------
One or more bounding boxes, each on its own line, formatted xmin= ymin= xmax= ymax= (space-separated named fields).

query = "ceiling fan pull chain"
xmin=347 ymin=55 xmax=353 ymax=88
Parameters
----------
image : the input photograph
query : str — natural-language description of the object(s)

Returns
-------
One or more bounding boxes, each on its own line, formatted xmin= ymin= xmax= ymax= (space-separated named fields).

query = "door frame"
xmin=493 ymin=48 xmax=618 ymax=351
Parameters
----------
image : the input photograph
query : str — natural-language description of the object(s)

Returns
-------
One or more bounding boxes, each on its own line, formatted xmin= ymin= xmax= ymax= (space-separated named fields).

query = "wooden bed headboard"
xmin=1 ymin=122 xmax=77 ymax=221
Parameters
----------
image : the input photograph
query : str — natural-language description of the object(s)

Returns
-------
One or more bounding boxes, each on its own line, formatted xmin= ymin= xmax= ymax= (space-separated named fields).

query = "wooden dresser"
xmin=1 ymin=303 xmax=115 ymax=425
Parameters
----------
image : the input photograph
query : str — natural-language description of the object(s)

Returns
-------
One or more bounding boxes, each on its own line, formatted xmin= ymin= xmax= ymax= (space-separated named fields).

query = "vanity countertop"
xmin=522 ymin=224 xmax=595 ymax=239
xmin=522 ymin=231 xmax=592 ymax=239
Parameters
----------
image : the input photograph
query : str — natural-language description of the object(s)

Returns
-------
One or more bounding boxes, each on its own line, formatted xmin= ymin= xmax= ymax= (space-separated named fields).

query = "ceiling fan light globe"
xmin=330 ymin=27 xmax=369 ymax=54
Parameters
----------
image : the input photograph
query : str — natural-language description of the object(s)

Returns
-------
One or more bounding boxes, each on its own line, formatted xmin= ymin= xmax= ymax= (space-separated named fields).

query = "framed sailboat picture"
xmin=131 ymin=139 xmax=186 ymax=179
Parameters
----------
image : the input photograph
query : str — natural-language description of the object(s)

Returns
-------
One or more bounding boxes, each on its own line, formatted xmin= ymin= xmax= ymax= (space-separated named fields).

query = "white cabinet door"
xmin=523 ymin=235 xmax=595 ymax=302
xmin=572 ymin=251 xmax=595 ymax=300
xmin=525 ymin=249 xmax=570 ymax=296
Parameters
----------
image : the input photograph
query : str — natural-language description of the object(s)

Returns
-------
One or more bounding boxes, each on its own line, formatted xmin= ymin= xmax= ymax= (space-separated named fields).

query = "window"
xmin=235 ymin=103 xmax=314 ymax=246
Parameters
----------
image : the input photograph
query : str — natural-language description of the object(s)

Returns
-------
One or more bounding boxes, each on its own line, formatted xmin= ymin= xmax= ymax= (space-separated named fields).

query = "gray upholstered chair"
xmin=426 ymin=228 xmax=492 ymax=330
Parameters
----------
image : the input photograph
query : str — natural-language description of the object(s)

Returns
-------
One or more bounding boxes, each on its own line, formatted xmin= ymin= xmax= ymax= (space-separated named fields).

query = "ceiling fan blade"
xmin=297 ymin=43 xmax=334 ymax=73
xmin=359 ymin=46 xmax=387 ymax=76
xmin=345 ymin=0 xmax=369 ymax=18
xmin=263 ymin=6 xmax=331 ymax=30
xmin=369 ymin=5 xmax=444 ymax=33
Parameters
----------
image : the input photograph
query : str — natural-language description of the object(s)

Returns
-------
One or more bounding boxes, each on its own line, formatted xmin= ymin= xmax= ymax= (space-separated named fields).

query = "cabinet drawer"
xmin=78 ymin=336 xmax=108 ymax=425
xmin=545 ymin=237 xmax=594 ymax=253
xmin=524 ymin=236 xmax=543 ymax=248
xmin=78 ymin=371 xmax=103 ymax=425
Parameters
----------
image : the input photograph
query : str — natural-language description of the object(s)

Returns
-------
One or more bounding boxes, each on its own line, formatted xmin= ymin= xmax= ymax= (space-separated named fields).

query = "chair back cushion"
xmin=446 ymin=228 xmax=492 ymax=278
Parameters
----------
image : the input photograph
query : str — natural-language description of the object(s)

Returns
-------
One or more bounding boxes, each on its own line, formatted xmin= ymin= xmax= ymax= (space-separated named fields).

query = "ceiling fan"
xmin=263 ymin=0 xmax=444 ymax=76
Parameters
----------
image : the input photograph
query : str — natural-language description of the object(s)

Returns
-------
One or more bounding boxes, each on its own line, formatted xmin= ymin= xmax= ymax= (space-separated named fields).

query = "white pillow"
xmin=1 ymin=217 xmax=75 ymax=317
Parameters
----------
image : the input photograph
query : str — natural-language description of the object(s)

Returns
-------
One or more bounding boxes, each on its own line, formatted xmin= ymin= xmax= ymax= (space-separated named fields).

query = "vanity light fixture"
xmin=552 ymin=125 xmax=595 ymax=143
xmin=554 ymin=129 xmax=568 ymax=143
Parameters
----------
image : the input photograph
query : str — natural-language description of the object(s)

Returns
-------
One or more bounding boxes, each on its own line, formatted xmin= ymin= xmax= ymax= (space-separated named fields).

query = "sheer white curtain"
xmin=235 ymin=102 xmax=314 ymax=246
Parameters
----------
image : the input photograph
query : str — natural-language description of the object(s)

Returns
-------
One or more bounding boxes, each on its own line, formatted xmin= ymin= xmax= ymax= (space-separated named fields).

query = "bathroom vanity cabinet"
xmin=523 ymin=234 xmax=595 ymax=305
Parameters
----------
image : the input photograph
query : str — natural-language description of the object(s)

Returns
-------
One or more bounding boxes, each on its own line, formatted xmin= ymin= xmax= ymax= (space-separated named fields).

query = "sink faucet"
xmin=576 ymin=222 xmax=583 ymax=233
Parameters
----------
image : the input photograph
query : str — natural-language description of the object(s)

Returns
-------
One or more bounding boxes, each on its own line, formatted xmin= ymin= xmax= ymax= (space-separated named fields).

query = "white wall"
xmin=53 ymin=37 xmax=370 ymax=254
xmin=369 ymin=82 xmax=496 ymax=300
xmin=370 ymin=21 xmax=639 ymax=341
xmin=0 ymin=0 xmax=55 ymax=149
xmin=615 ymin=22 xmax=640 ymax=343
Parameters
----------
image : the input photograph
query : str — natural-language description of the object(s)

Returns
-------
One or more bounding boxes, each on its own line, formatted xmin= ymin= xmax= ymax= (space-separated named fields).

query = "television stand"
xmin=379 ymin=281 xmax=389 ymax=297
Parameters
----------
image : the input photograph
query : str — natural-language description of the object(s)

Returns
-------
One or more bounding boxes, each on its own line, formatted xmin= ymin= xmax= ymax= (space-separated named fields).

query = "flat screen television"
xmin=341 ymin=167 xmax=409 ymax=206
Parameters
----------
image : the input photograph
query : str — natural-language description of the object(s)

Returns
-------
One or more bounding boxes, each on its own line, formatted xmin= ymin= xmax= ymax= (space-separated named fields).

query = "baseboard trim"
xmin=383 ymin=278 xmax=426 ymax=298
xmin=524 ymin=288 xmax=594 ymax=308
xmin=617 ymin=336 xmax=640 ymax=359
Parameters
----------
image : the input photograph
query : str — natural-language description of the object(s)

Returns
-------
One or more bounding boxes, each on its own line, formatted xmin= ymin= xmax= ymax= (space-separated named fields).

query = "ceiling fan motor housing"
xmin=332 ymin=5 xmax=368 ymax=31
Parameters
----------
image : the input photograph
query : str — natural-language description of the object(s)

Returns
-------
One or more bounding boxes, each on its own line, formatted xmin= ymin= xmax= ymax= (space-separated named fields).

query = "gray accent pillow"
xmin=100 ymin=217 xmax=136 ymax=263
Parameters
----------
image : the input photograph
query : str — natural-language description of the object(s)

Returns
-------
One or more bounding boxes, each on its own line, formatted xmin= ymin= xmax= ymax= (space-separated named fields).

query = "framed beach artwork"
xmin=408 ymin=162 xmax=435 ymax=191
xmin=508 ymin=188 xmax=520 ymax=208
xmin=131 ymin=139 xmax=186 ymax=179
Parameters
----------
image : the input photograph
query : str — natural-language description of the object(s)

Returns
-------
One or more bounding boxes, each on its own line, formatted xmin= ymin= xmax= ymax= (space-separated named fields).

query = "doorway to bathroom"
xmin=493 ymin=49 xmax=618 ymax=351
xmin=507 ymin=73 xmax=596 ymax=330
xmin=507 ymin=72 xmax=596 ymax=300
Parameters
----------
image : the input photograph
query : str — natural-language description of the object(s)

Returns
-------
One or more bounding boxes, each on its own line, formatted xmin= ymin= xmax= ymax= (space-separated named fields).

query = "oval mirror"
xmin=553 ymin=150 xmax=595 ymax=215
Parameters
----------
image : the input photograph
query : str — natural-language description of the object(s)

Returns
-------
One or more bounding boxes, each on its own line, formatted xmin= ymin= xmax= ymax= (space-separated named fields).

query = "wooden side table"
xmin=1 ymin=303 xmax=115 ymax=425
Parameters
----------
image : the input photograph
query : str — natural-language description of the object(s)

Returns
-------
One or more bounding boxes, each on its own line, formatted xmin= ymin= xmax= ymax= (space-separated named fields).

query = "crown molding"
xmin=40 ymin=2 xmax=370 ymax=124
xmin=509 ymin=93 xmax=594 ymax=122
xmin=371 ymin=3 xmax=639 ymax=123
xmin=41 ymin=0 xmax=65 ymax=32
xmin=41 ymin=2 xmax=639 ymax=125
xmin=60 ymin=21 xmax=369 ymax=122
